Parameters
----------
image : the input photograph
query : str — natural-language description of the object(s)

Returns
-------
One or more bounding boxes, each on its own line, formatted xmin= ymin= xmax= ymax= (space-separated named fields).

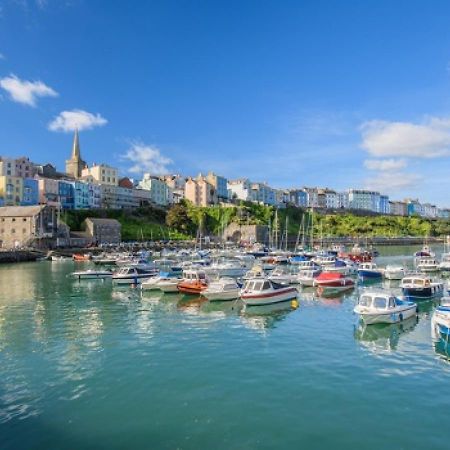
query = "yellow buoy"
xmin=291 ymin=299 xmax=299 ymax=309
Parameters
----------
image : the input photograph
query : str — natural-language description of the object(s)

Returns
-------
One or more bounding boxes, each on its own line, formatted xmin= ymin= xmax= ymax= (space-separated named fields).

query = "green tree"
xmin=166 ymin=202 xmax=195 ymax=235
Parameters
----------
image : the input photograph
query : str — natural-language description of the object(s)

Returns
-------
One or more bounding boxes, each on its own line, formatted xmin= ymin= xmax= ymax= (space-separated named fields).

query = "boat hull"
xmin=402 ymin=285 xmax=443 ymax=298
xmin=356 ymin=306 xmax=417 ymax=325
xmin=202 ymin=290 xmax=240 ymax=301
xmin=241 ymin=287 xmax=298 ymax=306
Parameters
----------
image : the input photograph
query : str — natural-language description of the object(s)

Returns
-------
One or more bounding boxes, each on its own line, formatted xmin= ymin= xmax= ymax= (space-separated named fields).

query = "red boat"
xmin=313 ymin=272 xmax=355 ymax=293
xmin=72 ymin=253 xmax=91 ymax=261
xmin=177 ymin=269 xmax=209 ymax=295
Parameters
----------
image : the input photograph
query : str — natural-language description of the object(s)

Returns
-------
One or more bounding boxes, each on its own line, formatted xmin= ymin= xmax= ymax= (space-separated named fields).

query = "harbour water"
xmin=1 ymin=245 xmax=450 ymax=449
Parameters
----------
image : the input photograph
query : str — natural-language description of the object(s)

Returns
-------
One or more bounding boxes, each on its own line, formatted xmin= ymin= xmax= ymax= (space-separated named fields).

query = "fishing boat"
xmin=202 ymin=278 xmax=240 ymax=301
xmin=431 ymin=297 xmax=450 ymax=343
xmin=177 ymin=269 xmax=209 ymax=295
xmin=112 ymin=266 xmax=158 ymax=285
xmin=384 ymin=265 xmax=406 ymax=280
xmin=240 ymin=278 xmax=298 ymax=306
xmin=400 ymin=275 xmax=444 ymax=298
xmin=354 ymin=290 xmax=417 ymax=325
xmin=358 ymin=262 xmax=383 ymax=279
xmin=71 ymin=269 xmax=113 ymax=280
xmin=313 ymin=272 xmax=355 ymax=293
xmin=296 ymin=268 xmax=322 ymax=287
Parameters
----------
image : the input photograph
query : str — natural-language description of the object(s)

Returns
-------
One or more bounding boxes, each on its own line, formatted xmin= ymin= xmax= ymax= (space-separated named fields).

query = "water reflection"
xmin=354 ymin=316 xmax=418 ymax=352
xmin=240 ymin=300 xmax=298 ymax=331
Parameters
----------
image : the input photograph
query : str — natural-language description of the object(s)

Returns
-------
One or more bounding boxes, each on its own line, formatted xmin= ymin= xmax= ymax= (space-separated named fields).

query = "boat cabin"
xmin=401 ymin=276 xmax=432 ymax=288
xmin=358 ymin=293 xmax=403 ymax=310
xmin=182 ymin=270 xmax=208 ymax=281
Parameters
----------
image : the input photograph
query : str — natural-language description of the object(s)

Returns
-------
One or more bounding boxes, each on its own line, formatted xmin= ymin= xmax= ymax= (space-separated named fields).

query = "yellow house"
xmin=81 ymin=164 xmax=118 ymax=186
xmin=0 ymin=176 xmax=23 ymax=206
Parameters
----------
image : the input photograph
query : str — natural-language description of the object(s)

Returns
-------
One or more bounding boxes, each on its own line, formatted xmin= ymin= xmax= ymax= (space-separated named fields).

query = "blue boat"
xmin=358 ymin=262 xmax=383 ymax=279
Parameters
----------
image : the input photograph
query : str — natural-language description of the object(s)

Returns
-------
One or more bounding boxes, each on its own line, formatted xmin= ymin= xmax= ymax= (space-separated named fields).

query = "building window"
xmin=11 ymin=229 xmax=15 ymax=233
xmin=12 ymin=218 xmax=15 ymax=222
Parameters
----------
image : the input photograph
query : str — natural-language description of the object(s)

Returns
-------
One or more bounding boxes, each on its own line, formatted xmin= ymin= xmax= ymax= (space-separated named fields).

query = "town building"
xmin=0 ymin=176 xmax=23 ymax=206
xmin=348 ymin=189 xmax=380 ymax=212
xmin=65 ymin=130 xmax=87 ymax=179
xmin=227 ymin=179 xmax=251 ymax=202
xmin=160 ymin=175 xmax=185 ymax=203
xmin=205 ymin=172 xmax=228 ymax=201
xmin=84 ymin=218 xmax=121 ymax=244
xmin=81 ymin=163 xmax=118 ymax=186
xmin=38 ymin=178 xmax=60 ymax=206
xmin=22 ymin=179 xmax=39 ymax=206
xmin=0 ymin=205 xmax=58 ymax=249
xmin=138 ymin=174 xmax=171 ymax=206
xmin=185 ymin=176 xmax=217 ymax=206
xmin=389 ymin=201 xmax=407 ymax=216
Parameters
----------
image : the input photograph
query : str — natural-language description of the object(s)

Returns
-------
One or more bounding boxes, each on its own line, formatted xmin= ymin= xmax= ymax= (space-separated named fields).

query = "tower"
xmin=65 ymin=129 xmax=87 ymax=179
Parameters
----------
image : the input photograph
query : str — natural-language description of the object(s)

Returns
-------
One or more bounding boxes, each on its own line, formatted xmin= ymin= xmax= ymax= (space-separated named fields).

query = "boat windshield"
xmin=359 ymin=295 xmax=372 ymax=307
xmin=373 ymin=297 xmax=387 ymax=309
xmin=262 ymin=281 xmax=271 ymax=290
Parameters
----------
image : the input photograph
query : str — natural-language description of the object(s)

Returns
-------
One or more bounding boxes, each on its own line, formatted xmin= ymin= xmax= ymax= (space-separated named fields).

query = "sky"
xmin=1 ymin=1 xmax=450 ymax=206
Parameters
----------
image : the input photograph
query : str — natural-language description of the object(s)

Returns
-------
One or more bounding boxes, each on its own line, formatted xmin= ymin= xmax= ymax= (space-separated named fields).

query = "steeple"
xmin=66 ymin=128 xmax=87 ymax=179
xmin=72 ymin=128 xmax=80 ymax=159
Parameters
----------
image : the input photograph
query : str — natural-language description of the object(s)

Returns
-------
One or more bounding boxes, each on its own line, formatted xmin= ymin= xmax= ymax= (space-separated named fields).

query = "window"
xmin=12 ymin=218 xmax=15 ymax=222
xmin=22 ymin=229 xmax=26 ymax=234
xmin=388 ymin=298 xmax=395 ymax=308
xmin=359 ymin=296 xmax=372 ymax=307
xmin=11 ymin=229 xmax=15 ymax=233
xmin=373 ymin=297 xmax=387 ymax=309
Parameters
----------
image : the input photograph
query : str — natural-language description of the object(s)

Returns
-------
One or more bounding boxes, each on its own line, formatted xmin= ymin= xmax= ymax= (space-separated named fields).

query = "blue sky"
xmin=1 ymin=1 xmax=450 ymax=206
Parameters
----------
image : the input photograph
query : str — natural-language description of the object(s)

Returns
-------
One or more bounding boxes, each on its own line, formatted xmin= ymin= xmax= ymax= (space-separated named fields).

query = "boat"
xmin=157 ymin=279 xmax=181 ymax=293
xmin=202 ymin=278 xmax=240 ymax=301
xmin=313 ymin=272 xmax=355 ymax=293
xmin=112 ymin=266 xmax=158 ymax=285
xmin=415 ymin=257 xmax=440 ymax=272
xmin=322 ymin=259 xmax=355 ymax=275
xmin=71 ymin=269 xmax=113 ymax=280
xmin=240 ymin=278 xmax=298 ymax=306
xmin=414 ymin=244 xmax=435 ymax=258
xmin=177 ymin=269 xmax=209 ymax=295
xmin=243 ymin=265 xmax=266 ymax=280
xmin=268 ymin=267 xmax=299 ymax=285
xmin=72 ymin=253 xmax=91 ymax=261
xmin=203 ymin=259 xmax=246 ymax=278
xmin=354 ymin=290 xmax=417 ymax=325
xmin=384 ymin=265 xmax=406 ymax=280
xmin=358 ymin=262 xmax=383 ymax=279
xmin=141 ymin=273 xmax=181 ymax=291
xmin=400 ymin=275 xmax=444 ymax=298
xmin=296 ymin=267 xmax=322 ymax=287
xmin=431 ymin=297 xmax=450 ymax=343
xmin=51 ymin=255 xmax=71 ymax=261
xmin=439 ymin=253 xmax=450 ymax=272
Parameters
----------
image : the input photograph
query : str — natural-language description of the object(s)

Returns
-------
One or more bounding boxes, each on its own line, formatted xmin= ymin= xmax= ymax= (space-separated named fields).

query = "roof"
xmin=0 ymin=205 xmax=45 ymax=217
xmin=85 ymin=217 xmax=121 ymax=227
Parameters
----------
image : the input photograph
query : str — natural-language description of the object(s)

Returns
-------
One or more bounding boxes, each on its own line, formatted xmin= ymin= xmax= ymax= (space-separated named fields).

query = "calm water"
xmin=1 ymin=245 xmax=450 ymax=450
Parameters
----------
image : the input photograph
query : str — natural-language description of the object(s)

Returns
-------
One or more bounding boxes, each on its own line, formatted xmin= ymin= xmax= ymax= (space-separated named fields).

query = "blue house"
xmin=59 ymin=181 xmax=75 ymax=210
xmin=21 ymin=178 xmax=39 ymax=206
xmin=73 ymin=181 xmax=90 ymax=209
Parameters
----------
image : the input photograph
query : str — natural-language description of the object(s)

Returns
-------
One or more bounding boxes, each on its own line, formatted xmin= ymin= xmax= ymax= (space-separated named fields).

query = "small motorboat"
xmin=177 ymin=269 xmax=209 ymax=295
xmin=431 ymin=297 xmax=450 ymax=343
xmin=439 ymin=253 xmax=450 ymax=272
xmin=384 ymin=265 xmax=406 ymax=280
xmin=268 ymin=267 xmax=299 ymax=285
xmin=354 ymin=290 xmax=417 ymax=325
xmin=72 ymin=269 xmax=113 ymax=280
xmin=141 ymin=273 xmax=181 ymax=291
xmin=414 ymin=245 xmax=435 ymax=258
xmin=158 ymin=279 xmax=181 ymax=293
xmin=243 ymin=265 xmax=266 ymax=280
xmin=400 ymin=275 xmax=444 ymax=299
xmin=240 ymin=278 xmax=298 ymax=306
xmin=357 ymin=262 xmax=383 ymax=279
xmin=112 ymin=266 xmax=158 ymax=285
xmin=296 ymin=267 xmax=322 ymax=287
xmin=202 ymin=278 xmax=240 ymax=301
xmin=313 ymin=272 xmax=355 ymax=293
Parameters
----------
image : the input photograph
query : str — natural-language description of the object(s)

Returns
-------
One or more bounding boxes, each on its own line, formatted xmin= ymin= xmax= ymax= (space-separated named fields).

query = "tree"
xmin=166 ymin=202 xmax=195 ymax=235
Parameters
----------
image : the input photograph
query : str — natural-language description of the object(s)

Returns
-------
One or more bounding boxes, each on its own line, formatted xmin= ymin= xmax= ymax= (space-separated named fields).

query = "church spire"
xmin=72 ymin=128 xmax=80 ymax=159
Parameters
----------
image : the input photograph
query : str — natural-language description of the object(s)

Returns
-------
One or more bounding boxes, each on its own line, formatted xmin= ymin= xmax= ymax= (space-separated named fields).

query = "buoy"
xmin=291 ymin=299 xmax=299 ymax=309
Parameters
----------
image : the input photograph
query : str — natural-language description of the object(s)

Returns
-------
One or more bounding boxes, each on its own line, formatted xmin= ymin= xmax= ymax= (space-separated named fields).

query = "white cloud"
xmin=48 ymin=109 xmax=108 ymax=132
xmin=364 ymin=171 xmax=422 ymax=193
xmin=121 ymin=142 xmax=173 ymax=174
xmin=0 ymin=74 xmax=58 ymax=106
xmin=360 ymin=117 xmax=450 ymax=158
xmin=363 ymin=158 xmax=407 ymax=171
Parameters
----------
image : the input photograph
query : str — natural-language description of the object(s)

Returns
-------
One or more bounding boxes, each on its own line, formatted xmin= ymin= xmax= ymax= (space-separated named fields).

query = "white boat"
xmin=240 ymin=278 xmax=298 ymax=306
xmin=354 ymin=290 xmax=417 ymax=325
xmin=296 ymin=268 xmax=322 ymax=287
xmin=157 ymin=279 xmax=180 ymax=293
xmin=415 ymin=257 xmax=440 ymax=272
xmin=357 ymin=262 xmax=383 ymax=279
xmin=440 ymin=253 xmax=450 ymax=271
xmin=112 ymin=266 xmax=158 ymax=285
xmin=268 ymin=267 xmax=299 ymax=285
xmin=384 ymin=265 xmax=406 ymax=280
xmin=243 ymin=266 xmax=266 ymax=280
xmin=141 ymin=275 xmax=181 ymax=291
xmin=51 ymin=255 xmax=71 ymax=261
xmin=202 ymin=278 xmax=240 ymax=301
xmin=72 ymin=269 xmax=113 ymax=280
xmin=204 ymin=259 xmax=246 ymax=278
xmin=431 ymin=297 xmax=450 ymax=342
